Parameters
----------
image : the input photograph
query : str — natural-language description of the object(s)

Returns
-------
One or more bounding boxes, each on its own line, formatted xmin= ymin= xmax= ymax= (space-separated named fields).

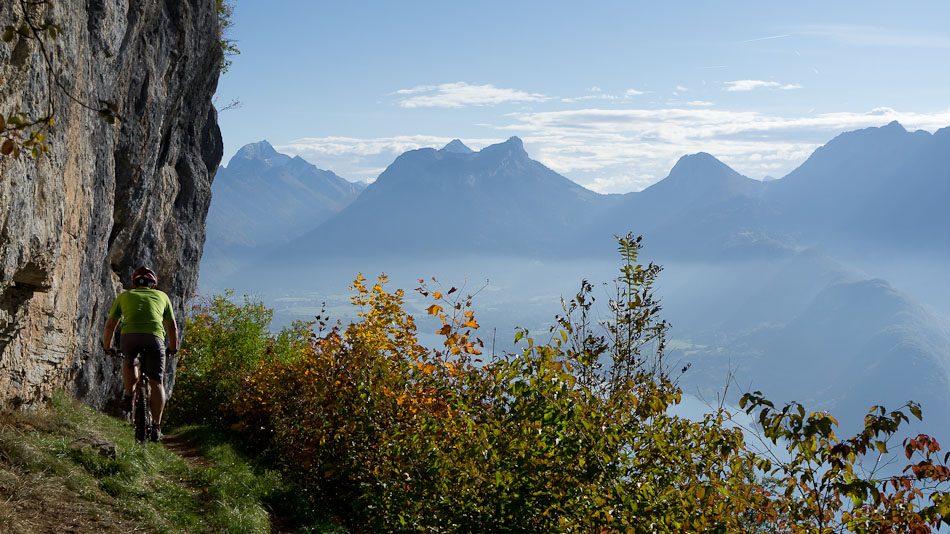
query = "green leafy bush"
xmin=167 ymin=290 xmax=308 ymax=427
xmin=177 ymin=236 xmax=950 ymax=532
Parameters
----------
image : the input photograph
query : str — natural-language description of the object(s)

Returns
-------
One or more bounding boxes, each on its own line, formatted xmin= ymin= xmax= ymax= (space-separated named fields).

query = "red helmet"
xmin=132 ymin=266 xmax=158 ymax=288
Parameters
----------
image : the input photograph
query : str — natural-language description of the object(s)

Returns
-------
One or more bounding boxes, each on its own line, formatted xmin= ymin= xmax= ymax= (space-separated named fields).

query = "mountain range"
xmin=201 ymin=140 xmax=365 ymax=278
xmin=290 ymin=136 xmax=611 ymax=257
xmin=201 ymin=121 xmax=950 ymax=432
xmin=206 ymin=140 xmax=365 ymax=251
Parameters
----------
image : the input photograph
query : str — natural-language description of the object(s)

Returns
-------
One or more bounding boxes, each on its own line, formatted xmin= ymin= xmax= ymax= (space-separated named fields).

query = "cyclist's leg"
xmin=118 ymin=337 xmax=140 ymax=398
xmin=140 ymin=336 xmax=167 ymax=425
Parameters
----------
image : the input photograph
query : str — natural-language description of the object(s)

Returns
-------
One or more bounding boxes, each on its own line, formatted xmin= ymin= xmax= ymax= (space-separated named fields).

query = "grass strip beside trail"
xmin=0 ymin=393 xmax=341 ymax=534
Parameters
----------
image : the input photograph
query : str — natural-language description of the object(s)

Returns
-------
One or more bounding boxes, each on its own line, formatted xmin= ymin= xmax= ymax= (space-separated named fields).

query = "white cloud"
xmin=587 ymin=174 xmax=644 ymax=193
xmin=393 ymin=82 xmax=548 ymax=108
xmin=675 ymin=85 xmax=689 ymax=92
xmin=724 ymin=80 xmax=803 ymax=91
xmin=687 ymin=100 xmax=714 ymax=106
xmin=395 ymin=85 xmax=435 ymax=95
xmin=563 ymin=87 xmax=645 ymax=103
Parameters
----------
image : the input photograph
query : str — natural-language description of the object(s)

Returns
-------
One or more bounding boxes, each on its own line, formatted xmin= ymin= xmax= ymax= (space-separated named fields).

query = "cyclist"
xmin=102 ymin=266 xmax=178 ymax=442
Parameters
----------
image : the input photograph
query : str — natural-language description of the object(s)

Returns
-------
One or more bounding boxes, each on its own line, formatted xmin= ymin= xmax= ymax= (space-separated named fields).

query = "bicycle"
xmin=110 ymin=348 xmax=152 ymax=444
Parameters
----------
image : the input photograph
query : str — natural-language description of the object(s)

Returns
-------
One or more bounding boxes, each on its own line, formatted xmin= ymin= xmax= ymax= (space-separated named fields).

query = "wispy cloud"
xmin=800 ymin=24 xmax=950 ymax=48
xmin=675 ymin=85 xmax=689 ymax=92
xmin=505 ymin=106 xmax=950 ymax=140
xmin=738 ymin=34 xmax=791 ymax=44
xmin=562 ymin=87 xmax=646 ymax=103
xmin=724 ymin=80 xmax=803 ymax=91
xmin=687 ymin=100 xmax=714 ymax=106
xmin=393 ymin=82 xmax=549 ymax=108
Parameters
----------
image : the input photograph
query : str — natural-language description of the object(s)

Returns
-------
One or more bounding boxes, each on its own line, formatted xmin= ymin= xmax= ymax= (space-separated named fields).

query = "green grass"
xmin=170 ymin=425 xmax=343 ymax=533
xmin=0 ymin=392 xmax=342 ymax=533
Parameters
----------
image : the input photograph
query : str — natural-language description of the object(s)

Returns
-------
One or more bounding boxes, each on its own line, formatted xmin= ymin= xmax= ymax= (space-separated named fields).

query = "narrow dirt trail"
xmin=161 ymin=433 xmax=212 ymax=469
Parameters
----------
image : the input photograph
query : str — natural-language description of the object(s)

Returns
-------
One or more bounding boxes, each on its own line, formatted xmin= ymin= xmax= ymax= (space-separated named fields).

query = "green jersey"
xmin=108 ymin=288 xmax=175 ymax=339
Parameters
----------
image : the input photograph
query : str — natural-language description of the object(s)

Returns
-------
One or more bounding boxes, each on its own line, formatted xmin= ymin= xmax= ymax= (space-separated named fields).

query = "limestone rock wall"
xmin=0 ymin=0 xmax=222 ymax=409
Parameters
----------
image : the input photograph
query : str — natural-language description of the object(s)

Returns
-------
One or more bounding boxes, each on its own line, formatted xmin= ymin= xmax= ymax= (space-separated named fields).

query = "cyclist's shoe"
xmin=149 ymin=424 xmax=163 ymax=443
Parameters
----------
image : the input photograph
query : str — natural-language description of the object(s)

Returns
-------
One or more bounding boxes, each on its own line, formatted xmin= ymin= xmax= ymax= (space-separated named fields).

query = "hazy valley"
xmin=201 ymin=121 xmax=950 ymax=436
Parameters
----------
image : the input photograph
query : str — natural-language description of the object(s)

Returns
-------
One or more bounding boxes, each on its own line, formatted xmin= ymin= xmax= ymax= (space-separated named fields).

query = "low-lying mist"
xmin=199 ymin=250 xmax=950 ymax=445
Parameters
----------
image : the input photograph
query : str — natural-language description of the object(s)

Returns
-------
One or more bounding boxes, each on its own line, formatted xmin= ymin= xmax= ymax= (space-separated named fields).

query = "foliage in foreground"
xmin=176 ymin=234 xmax=950 ymax=532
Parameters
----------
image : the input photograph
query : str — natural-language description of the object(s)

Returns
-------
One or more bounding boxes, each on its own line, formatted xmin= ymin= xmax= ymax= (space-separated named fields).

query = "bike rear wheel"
xmin=133 ymin=381 xmax=151 ymax=443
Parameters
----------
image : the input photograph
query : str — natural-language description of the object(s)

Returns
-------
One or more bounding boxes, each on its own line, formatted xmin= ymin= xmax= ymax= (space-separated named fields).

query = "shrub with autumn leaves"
xmin=173 ymin=235 xmax=950 ymax=532
xmin=166 ymin=290 xmax=310 ymax=428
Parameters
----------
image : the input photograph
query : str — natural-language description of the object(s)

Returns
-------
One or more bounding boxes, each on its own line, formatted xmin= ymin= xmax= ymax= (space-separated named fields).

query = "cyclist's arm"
xmin=103 ymin=318 xmax=119 ymax=352
xmin=164 ymin=320 xmax=178 ymax=352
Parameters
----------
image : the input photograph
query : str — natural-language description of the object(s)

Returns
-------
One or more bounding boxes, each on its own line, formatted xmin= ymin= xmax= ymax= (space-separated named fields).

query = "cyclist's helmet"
xmin=132 ymin=266 xmax=158 ymax=289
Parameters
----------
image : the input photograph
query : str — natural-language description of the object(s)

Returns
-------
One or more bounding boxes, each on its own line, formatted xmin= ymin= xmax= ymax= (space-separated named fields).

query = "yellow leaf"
xmin=426 ymin=304 xmax=443 ymax=316
xmin=433 ymin=291 xmax=442 ymax=299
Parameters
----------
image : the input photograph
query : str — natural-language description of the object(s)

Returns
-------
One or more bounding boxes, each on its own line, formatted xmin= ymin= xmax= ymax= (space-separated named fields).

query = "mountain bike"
xmin=111 ymin=349 xmax=152 ymax=444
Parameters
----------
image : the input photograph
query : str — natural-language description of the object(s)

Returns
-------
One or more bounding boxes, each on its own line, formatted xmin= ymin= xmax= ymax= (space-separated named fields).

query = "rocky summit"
xmin=0 ymin=0 xmax=223 ymax=408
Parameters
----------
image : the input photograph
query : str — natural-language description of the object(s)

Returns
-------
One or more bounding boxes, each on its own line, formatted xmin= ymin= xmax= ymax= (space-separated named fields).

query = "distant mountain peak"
xmin=503 ymin=136 xmax=524 ymax=150
xmin=227 ymin=140 xmax=287 ymax=170
xmin=232 ymin=140 xmax=278 ymax=160
xmin=825 ymin=121 xmax=909 ymax=147
xmin=668 ymin=152 xmax=733 ymax=177
xmin=639 ymin=151 xmax=757 ymax=202
xmin=478 ymin=136 xmax=528 ymax=159
xmin=440 ymin=139 xmax=474 ymax=154
xmin=883 ymin=119 xmax=906 ymax=132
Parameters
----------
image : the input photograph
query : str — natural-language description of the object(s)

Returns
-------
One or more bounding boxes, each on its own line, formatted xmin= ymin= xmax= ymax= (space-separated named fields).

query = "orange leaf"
xmin=433 ymin=291 xmax=442 ymax=299
xmin=426 ymin=304 xmax=443 ymax=316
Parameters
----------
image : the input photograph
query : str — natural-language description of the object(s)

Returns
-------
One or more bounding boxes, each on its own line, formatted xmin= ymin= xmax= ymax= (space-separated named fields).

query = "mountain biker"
xmin=102 ymin=266 xmax=178 ymax=442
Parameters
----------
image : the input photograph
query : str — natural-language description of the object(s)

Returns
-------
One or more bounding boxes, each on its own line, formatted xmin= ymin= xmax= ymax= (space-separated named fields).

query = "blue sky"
xmin=215 ymin=1 xmax=950 ymax=193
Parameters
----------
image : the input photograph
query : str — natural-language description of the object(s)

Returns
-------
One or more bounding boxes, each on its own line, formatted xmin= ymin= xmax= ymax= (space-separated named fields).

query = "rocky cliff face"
xmin=0 ymin=0 xmax=222 ymax=409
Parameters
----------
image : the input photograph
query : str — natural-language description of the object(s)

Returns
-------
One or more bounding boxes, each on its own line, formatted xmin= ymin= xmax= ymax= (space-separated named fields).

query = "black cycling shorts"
xmin=120 ymin=333 xmax=166 ymax=382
